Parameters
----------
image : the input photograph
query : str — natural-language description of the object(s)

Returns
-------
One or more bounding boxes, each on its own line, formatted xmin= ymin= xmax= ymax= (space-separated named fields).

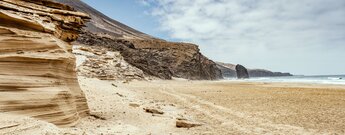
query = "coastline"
xmin=222 ymin=75 xmax=345 ymax=85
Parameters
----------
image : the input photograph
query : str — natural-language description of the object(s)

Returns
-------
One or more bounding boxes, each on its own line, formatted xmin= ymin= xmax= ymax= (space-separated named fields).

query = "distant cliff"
xmin=216 ymin=63 xmax=237 ymax=77
xmin=216 ymin=62 xmax=292 ymax=78
xmin=248 ymin=69 xmax=292 ymax=77
xmin=55 ymin=0 xmax=222 ymax=80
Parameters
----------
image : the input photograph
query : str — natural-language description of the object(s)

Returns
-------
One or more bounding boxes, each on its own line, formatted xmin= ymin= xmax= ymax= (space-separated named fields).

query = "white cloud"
xmin=143 ymin=0 xmax=345 ymax=75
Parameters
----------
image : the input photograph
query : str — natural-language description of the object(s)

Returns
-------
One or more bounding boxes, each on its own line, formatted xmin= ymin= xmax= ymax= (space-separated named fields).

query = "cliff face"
xmin=248 ymin=69 xmax=292 ymax=77
xmin=0 ymin=0 xmax=89 ymax=127
xmin=77 ymin=32 xmax=222 ymax=80
xmin=216 ymin=62 xmax=292 ymax=78
xmin=55 ymin=0 xmax=223 ymax=80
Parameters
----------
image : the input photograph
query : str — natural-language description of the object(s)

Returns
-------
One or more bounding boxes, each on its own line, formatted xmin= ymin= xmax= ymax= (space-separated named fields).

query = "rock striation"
xmin=0 ymin=0 xmax=90 ymax=127
xmin=55 ymin=0 xmax=223 ymax=80
xmin=73 ymin=45 xmax=150 ymax=81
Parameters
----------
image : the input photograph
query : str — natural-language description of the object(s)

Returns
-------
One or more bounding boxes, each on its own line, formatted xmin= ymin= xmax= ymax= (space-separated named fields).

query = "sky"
xmin=82 ymin=0 xmax=345 ymax=75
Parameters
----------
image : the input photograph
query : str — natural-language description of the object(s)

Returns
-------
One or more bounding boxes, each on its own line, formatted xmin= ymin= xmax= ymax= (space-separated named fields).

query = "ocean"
xmin=224 ymin=75 xmax=345 ymax=85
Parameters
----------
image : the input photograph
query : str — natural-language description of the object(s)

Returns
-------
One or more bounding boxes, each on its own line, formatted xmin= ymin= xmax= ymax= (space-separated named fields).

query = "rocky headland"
xmin=55 ymin=0 xmax=222 ymax=80
xmin=217 ymin=62 xmax=293 ymax=78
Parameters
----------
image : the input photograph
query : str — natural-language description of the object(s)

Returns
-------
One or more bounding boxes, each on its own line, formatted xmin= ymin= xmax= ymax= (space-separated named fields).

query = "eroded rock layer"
xmin=0 ymin=0 xmax=89 ymax=127
xmin=78 ymin=32 xmax=222 ymax=80
xmin=73 ymin=45 xmax=150 ymax=81
xmin=55 ymin=0 xmax=223 ymax=80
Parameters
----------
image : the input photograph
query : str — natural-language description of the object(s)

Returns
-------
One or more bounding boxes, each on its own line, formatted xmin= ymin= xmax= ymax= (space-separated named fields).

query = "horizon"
xmin=82 ymin=0 xmax=345 ymax=76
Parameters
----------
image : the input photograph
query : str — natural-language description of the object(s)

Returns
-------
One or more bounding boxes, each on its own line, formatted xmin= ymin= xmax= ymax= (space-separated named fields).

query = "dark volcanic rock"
xmin=249 ymin=69 xmax=292 ymax=77
xmin=77 ymin=32 xmax=222 ymax=80
xmin=217 ymin=62 xmax=292 ymax=78
xmin=235 ymin=64 xmax=249 ymax=79
xmin=55 ymin=0 xmax=223 ymax=80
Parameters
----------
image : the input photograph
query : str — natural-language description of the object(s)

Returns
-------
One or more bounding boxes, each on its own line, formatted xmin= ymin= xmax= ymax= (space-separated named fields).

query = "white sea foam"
xmin=224 ymin=75 xmax=345 ymax=85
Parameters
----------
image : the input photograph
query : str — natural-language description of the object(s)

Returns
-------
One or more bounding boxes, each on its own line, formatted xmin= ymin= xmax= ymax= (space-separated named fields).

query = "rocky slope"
xmin=0 ymin=0 xmax=89 ymax=126
xmin=73 ymin=45 xmax=151 ymax=81
xmin=217 ymin=62 xmax=292 ymax=78
xmin=55 ymin=0 xmax=222 ymax=80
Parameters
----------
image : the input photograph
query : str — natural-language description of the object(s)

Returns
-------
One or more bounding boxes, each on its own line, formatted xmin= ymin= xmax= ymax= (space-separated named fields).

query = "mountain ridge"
xmin=55 ymin=0 xmax=154 ymax=40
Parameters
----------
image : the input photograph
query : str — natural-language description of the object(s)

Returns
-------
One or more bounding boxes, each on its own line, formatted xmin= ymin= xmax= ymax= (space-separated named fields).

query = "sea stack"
xmin=235 ymin=64 xmax=249 ymax=79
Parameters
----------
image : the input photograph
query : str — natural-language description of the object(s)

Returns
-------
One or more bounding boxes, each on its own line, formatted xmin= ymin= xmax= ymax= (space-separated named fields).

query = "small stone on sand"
xmin=129 ymin=103 xmax=140 ymax=108
xmin=144 ymin=108 xmax=164 ymax=115
xmin=176 ymin=120 xmax=202 ymax=128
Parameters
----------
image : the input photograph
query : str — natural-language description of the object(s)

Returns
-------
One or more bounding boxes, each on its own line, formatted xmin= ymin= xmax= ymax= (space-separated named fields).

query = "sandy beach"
xmin=1 ymin=77 xmax=345 ymax=135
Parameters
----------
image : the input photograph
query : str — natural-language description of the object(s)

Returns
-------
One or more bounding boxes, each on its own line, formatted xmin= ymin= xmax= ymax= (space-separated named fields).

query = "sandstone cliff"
xmin=55 ymin=0 xmax=223 ymax=80
xmin=0 ymin=0 xmax=89 ymax=126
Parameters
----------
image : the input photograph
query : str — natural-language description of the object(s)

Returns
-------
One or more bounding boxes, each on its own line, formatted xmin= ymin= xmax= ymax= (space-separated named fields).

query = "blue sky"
xmin=82 ymin=0 xmax=345 ymax=75
xmin=82 ymin=0 xmax=171 ymax=40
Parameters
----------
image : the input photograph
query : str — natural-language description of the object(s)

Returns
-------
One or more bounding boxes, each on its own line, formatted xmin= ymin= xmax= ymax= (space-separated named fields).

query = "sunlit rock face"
xmin=0 ymin=0 xmax=90 ymax=127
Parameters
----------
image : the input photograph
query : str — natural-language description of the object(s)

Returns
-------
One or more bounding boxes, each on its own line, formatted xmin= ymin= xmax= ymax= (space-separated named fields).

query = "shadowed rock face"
xmin=248 ymin=69 xmax=292 ymax=77
xmin=77 ymin=32 xmax=222 ymax=80
xmin=235 ymin=64 xmax=249 ymax=79
xmin=55 ymin=0 xmax=223 ymax=80
xmin=0 ymin=0 xmax=89 ymax=127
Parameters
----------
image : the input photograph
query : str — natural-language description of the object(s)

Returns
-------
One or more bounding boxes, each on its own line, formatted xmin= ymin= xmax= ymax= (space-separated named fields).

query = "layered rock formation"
xmin=0 ymin=0 xmax=90 ymax=126
xmin=235 ymin=64 xmax=249 ymax=79
xmin=73 ymin=45 xmax=149 ymax=80
xmin=55 ymin=0 xmax=223 ymax=80
xmin=217 ymin=62 xmax=292 ymax=78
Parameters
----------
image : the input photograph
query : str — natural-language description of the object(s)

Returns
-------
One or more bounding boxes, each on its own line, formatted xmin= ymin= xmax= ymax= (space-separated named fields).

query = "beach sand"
xmin=1 ymin=77 xmax=345 ymax=135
